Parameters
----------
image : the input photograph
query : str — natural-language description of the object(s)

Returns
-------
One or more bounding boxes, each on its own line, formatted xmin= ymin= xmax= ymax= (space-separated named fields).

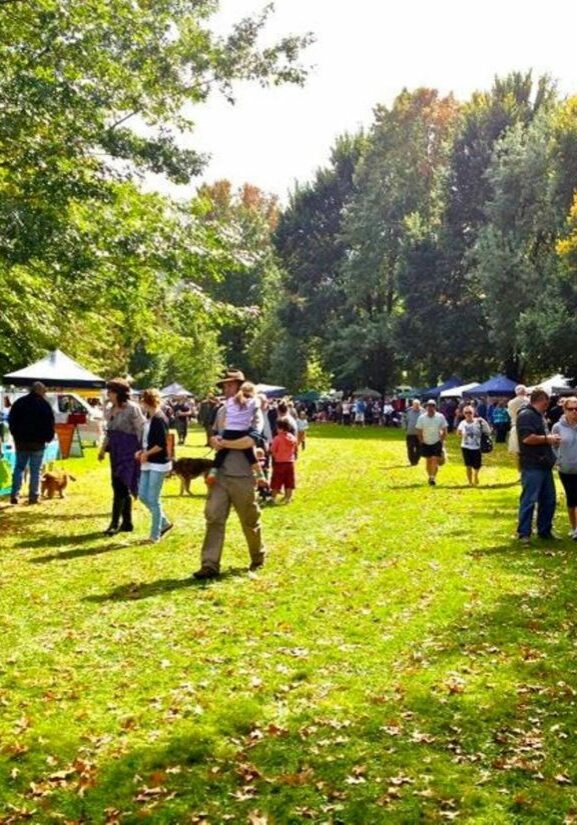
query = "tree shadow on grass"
xmin=30 ymin=539 xmax=133 ymax=564
xmin=83 ymin=567 xmax=248 ymax=603
xmin=3 ymin=510 xmax=109 ymax=525
xmin=468 ymin=539 xmax=573 ymax=559
xmin=45 ymin=570 xmax=577 ymax=825
xmin=18 ymin=531 xmax=105 ymax=550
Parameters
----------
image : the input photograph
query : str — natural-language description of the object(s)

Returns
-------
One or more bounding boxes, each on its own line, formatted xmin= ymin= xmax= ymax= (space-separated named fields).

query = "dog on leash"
xmin=41 ymin=471 xmax=76 ymax=499
xmin=171 ymin=457 xmax=214 ymax=496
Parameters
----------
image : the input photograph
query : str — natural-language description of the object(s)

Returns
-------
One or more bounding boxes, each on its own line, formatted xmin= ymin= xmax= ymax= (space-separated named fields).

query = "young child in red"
xmin=270 ymin=419 xmax=297 ymax=503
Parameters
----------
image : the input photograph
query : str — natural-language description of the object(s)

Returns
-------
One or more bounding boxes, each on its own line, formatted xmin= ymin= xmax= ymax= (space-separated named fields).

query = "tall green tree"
xmin=272 ymin=133 xmax=364 ymax=390
xmin=0 ymin=0 xmax=312 ymax=378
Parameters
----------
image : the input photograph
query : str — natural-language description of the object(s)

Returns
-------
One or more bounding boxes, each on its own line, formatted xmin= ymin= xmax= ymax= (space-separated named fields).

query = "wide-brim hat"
xmin=216 ymin=369 xmax=245 ymax=386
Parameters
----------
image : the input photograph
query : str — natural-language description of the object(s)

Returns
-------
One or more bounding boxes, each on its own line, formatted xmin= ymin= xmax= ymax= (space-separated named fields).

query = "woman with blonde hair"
xmin=136 ymin=388 xmax=173 ymax=543
xmin=456 ymin=405 xmax=491 ymax=486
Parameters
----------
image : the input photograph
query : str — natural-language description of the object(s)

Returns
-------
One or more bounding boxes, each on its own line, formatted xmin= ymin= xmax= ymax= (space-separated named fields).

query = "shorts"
xmin=420 ymin=441 xmax=442 ymax=458
xmin=271 ymin=461 xmax=295 ymax=491
xmin=559 ymin=472 xmax=577 ymax=508
xmin=461 ymin=447 xmax=482 ymax=469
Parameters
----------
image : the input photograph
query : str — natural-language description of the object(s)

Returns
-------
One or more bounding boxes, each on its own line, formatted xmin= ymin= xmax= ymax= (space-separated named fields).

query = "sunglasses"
xmin=566 ymin=407 xmax=577 ymax=412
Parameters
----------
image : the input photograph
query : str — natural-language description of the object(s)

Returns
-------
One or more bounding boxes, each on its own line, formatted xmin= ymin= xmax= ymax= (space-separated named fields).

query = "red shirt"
xmin=271 ymin=431 xmax=297 ymax=463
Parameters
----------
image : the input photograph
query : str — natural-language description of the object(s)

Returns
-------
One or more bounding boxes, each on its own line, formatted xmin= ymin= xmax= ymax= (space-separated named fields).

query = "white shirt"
xmin=416 ymin=412 xmax=448 ymax=445
xmin=457 ymin=418 xmax=489 ymax=450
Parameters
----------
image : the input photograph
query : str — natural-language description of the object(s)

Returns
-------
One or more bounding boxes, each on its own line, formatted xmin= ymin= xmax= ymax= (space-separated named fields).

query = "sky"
xmin=146 ymin=0 xmax=577 ymax=201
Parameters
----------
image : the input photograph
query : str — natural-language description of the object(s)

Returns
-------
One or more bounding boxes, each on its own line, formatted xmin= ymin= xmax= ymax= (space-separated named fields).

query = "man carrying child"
xmin=193 ymin=369 xmax=265 ymax=580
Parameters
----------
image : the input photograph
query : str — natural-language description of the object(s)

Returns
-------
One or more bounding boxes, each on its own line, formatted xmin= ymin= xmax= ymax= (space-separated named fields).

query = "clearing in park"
xmin=1 ymin=425 xmax=576 ymax=823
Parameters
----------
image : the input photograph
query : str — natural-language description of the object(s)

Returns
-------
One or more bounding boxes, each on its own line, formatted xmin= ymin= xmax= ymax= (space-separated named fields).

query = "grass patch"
xmin=1 ymin=425 xmax=577 ymax=823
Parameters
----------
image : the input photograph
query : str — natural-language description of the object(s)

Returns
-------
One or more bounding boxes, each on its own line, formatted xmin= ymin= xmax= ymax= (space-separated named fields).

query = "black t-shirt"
xmin=517 ymin=405 xmax=556 ymax=470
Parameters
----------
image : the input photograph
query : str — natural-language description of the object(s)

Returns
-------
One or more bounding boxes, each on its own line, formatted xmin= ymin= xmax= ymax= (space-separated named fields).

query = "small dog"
xmin=41 ymin=471 xmax=76 ymax=499
xmin=171 ymin=457 xmax=213 ymax=495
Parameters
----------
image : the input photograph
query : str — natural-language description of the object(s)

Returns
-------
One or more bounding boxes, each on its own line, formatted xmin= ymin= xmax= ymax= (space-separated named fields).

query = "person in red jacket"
xmin=270 ymin=419 xmax=297 ymax=504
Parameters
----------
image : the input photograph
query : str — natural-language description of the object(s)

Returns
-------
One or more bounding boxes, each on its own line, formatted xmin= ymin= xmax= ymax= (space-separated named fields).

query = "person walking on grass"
xmin=98 ymin=378 xmax=145 ymax=536
xmin=416 ymin=399 xmax=448 ymax=486
xmin=552 ymin=396 xmax=577 ymax=539
xmin=507 ymin=384 xmax=528 ymax=471
xmin=135 ymin=388 xmax=173 ymax=544
xmin=516 ymin=387 xmax=560 ymax=545
xmin=296 ymin=410 xmax=309 ymax=451
xmin=193 ymin=369 xmax=265 ymax=581
xmin=456 ymin=405 xmax=491 ymax=486
xmin=270 ymin=419 xmax=297 ymax=504
xmin=404 ymin=399 xmax=422 ymax=466
xmin=9 ymin=381 xmax=55 ymax=505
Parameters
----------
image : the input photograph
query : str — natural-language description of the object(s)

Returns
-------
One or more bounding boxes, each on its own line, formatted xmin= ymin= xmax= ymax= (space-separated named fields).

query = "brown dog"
xmin=171 ymin=458 xmax=213 ymax=495
xmin=41 ymin=471 xmax=76 ymax=499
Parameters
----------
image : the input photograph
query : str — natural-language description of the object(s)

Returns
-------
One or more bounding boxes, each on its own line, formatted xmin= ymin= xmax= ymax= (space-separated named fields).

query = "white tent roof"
xmin=439 ymin=382 xmax=481 ymax=398
xmin=161 ymin=382 xmax=193 ymax=397
xmin=255 ymin=383 xmax=287 ymax=397
xmin=528 ymin=374 xmax=571 ymax=394
xmin=3 ymin=349 xmax=105 ymax=389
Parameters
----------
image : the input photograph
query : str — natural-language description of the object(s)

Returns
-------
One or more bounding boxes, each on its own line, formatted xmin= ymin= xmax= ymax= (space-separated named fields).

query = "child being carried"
xmin=206 ymin=381 xmax=266 ymax=487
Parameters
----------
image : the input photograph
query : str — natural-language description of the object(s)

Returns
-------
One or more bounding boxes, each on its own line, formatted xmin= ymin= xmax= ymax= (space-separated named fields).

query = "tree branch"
xmin=108 ymin=110 xmax=140 ymax=131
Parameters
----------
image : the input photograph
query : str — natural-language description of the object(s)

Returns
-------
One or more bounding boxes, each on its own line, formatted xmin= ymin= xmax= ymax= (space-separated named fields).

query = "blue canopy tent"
xmin=463 ymin=375 xmax=517 ymax=396
xmin=420 ymin=376 xmax=462 ymax=398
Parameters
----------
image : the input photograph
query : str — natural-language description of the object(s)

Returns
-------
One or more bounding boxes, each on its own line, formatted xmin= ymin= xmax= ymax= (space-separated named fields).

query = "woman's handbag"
xmin=480 ymin=430 xmax=494 ymax=454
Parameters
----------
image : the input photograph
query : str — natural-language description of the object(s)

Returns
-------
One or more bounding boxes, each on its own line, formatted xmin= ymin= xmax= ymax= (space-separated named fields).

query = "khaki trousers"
xmin=200 ymin=474 xmax=264 ymax=572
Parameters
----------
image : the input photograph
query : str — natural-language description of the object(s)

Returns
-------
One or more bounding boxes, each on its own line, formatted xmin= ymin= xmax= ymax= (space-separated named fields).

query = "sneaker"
xmin=192 ymin=567 xmax=219 ymax=581
xmin=517 ymin=535 xmax=531 ymax=546
xmin=572 ymin=529 xmax=577 ymax=541
xmin=249 ymin=558 xmax=265 ymax=572
xmin=160 ymin=522 xmax=174 ymax=537
xmin=428 ymin=478 xmax=436 ymax=486
xmin=118 ymin=523 xmax=134 ymax=533
xmin=538 ymin=532 xmax=559 ymax=541
xmin=9 ymin=496 xmax=18 ymax=505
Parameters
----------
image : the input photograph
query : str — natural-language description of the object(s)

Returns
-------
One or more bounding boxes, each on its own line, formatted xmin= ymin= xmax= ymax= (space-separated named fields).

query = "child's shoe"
xmin=205 ymin=468 xmax=218 ymax=486
xmin=254 ymin=468 xmax=268 ymax=488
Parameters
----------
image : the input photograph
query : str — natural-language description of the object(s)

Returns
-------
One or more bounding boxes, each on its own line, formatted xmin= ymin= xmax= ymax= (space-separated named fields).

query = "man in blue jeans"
xmin=517 ymin=388 xmax=561 ymax=544
xmin=9 ymin=382 xmax=55 ymax=505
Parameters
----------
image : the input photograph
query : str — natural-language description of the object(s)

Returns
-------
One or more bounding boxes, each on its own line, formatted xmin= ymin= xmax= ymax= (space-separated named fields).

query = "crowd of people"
xmin=4 ymin=376 xmax=577 ymax=576
xmin=401 ymin=385 xmax=577 ymax=544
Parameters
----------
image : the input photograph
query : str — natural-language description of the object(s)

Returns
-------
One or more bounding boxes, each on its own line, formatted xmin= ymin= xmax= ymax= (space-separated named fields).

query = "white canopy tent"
xmin=528 ymin=374 xmax=571 ymax=395
xmin=161 ymin=382 xmax=193 ymax=398
xmin=439 ymin=382 xmax=481 ymax=398
xmin=3 ymin=349 xmax=105 ymax=389
xmin=255 ymin=383 xmax=287 ymax=398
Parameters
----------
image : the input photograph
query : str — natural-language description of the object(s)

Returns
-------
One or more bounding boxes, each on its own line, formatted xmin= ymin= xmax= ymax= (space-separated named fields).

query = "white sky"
xmin=147 ymin=0 xmax=577 ymax=201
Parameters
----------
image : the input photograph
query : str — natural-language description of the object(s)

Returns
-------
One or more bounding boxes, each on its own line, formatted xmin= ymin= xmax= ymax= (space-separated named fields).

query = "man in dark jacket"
xmin=516 ymin=388 xmax=561 ymax=543
xmin=9 ymin=382 xmax=55 ymax=504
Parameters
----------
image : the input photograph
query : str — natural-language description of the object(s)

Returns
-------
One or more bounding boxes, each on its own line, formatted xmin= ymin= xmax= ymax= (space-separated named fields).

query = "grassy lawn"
xmin=2 ymin=425 xmax=577 ymax=824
